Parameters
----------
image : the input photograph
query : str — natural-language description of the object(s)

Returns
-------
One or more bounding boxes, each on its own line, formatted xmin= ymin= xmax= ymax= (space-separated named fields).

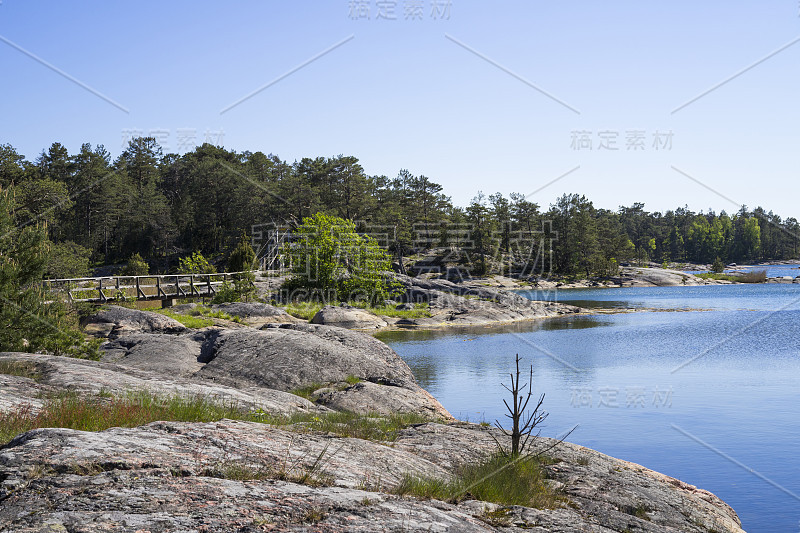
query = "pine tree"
xmin=0 ymin=186 xmax=97 ymax=358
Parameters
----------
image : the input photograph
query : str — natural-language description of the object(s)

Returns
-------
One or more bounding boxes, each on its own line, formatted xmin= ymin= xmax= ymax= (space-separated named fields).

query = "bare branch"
xmin=492 ymin=354 xmax=551 ymax=458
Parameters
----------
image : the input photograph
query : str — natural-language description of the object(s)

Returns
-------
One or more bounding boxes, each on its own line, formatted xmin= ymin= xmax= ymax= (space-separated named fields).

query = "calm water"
xmin=686 ymin=264 xmax=800 ymax=278
xmin=378 ymin=284 xmax=800 ymax=532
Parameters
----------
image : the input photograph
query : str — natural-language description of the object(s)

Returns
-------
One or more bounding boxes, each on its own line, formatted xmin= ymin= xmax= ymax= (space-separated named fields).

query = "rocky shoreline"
xmin=0 ymin=304 xmax=748 ymax=532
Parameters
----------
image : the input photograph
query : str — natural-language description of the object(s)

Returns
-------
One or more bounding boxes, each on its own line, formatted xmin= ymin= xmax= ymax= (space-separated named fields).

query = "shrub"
xmin=178 ymin=251 xmax=216 ymax=274
xmin=121 ymin=252 xmax=149 ymax=276
xmin=227 ymin=232 xmax=257 ymax=273
xmin=211 ymin=280 xmax=242 ymax=304
xmin=711 ymin=257 xmax=724 ymax=273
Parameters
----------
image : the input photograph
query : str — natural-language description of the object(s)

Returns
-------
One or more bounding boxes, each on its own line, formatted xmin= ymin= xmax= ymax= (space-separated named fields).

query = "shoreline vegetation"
xmin=3 ymin=139 xmax=800 ymax=284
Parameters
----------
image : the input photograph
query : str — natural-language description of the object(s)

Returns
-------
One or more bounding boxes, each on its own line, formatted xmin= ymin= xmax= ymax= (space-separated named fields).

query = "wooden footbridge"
xmin=43 ymin=271 xmax=258 ymax=306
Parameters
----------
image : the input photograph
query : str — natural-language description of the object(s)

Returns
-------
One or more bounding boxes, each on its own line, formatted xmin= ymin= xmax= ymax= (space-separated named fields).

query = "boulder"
xmin=196 ymin=325 xmax=417 ymax=391
xmin=84 ymin=305 xmax=188 ymax=338
xmin=619 ymin=267 xmax=698 ymax=286
xmin=312 ymin=380 xmax=452 ymax=419
xmin=310 ymin=305 xmax=388 ymax=329
xmin=100 ymin=332 xmax=206 ymax=377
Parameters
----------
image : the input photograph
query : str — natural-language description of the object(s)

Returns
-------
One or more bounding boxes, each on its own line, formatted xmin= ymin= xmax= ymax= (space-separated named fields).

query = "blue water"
xmin=687 ymin=264 xmax=800 ymax=278
xmin=378 ymin=284 xmax=800 ymax=532
xmin=733 ymin=265 xmax=800 ymax=278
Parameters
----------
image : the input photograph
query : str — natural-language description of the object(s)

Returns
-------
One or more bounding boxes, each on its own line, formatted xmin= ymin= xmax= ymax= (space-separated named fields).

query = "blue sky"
xmin=1 ymin=1 xmax=798 ymax=218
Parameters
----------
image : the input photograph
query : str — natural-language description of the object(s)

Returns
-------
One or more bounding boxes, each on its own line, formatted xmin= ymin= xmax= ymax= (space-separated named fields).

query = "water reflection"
xmin=381 ymin=284 xmax=800 ymax=532
xmin=376 ymin=315 xmax=611 ymax=344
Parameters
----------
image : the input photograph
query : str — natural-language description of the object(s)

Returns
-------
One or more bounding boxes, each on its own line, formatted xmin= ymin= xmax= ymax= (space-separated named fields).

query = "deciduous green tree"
xmin=283 ymin=212 xmax=393 ymax=302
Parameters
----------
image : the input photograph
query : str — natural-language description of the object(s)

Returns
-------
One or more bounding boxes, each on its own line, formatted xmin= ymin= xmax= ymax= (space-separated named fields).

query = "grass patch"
xmin=0 ymin=390 xmax=250 ymax=445
xmin=279 ymin=301 xmax=431 ymax=321
xmin=1 ymin=389 xmax=433 ymax=446
xmin=152 ymin=308 xmax=213 ymax=328
xmin=0 ymin=360 xmax=41 ymax=381
xmin=345 ymin=375 xmax=362 ymax=385
xmin=392 ymin=453 xmax=567 ymax=509
xmin=201 ymin=459 xmax=332 ymax=487
xmin=281 ymin=302 xmax=325 ymax=321
xmin=696 ymin=269 xmax=767 ymax=283
xmin=289 ymin=382 xmax=327 ymax=400
xmin=289 ymin=376 xmax=361 ymax=399
xmin=152 ymin=306 xmax=244 ymax=328
xmin=302 ymin=508 xmax=327 ymax=524
xmin=740 ymin=270 xmax=768 ymax=283
xmin=188 ymin=306 xmax=244 ymax=323
xmin=621 ymin=503 xmax=652 ymax=521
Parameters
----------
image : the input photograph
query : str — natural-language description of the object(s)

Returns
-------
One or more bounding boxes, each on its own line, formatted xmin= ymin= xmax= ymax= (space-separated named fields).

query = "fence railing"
xmin=43 ymin=271 xmax=258 ymax=303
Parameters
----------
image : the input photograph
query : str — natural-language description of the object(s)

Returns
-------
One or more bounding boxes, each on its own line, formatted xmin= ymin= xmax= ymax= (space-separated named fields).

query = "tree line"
xmin=1 ymin=138 xmax=798 ymax=279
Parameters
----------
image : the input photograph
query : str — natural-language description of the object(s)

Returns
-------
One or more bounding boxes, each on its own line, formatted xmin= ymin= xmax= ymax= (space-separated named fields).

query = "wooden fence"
xmin=43 ymin=271 xmax=257 ymax=304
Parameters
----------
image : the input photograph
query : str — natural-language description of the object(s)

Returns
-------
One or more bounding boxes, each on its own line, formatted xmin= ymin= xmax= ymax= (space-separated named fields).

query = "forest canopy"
xmin=1 ymin=139 xmax=797 ymax=279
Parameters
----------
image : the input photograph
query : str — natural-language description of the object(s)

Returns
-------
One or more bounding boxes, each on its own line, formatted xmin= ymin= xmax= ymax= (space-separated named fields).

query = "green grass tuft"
xmin=393 ymin=453 xmax=568 ymax=509
xmin=289 ymin=382 xmax=327 ymax=400
xmin=0 ymin=360 xmax=41 ymax=381
xmin=255 ymin=409 xmax=431 ymax=442
xmin=281 ymin=302 xmax=325 ymax=321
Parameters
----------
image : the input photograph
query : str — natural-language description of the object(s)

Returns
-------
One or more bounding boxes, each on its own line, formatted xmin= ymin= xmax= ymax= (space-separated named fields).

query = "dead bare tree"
xmin=491 ymin=353 xmax=549 ymax=458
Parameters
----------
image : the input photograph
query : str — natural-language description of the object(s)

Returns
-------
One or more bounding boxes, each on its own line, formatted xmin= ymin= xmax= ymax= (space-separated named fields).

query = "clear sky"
xmin=1 ymin=1 xmax=798 ymax=218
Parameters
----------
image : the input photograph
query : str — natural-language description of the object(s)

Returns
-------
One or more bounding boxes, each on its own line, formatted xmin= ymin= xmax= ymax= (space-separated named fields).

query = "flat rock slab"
xmin=0 ymin=374 xmax=52 ymax=414
xmin=619 ymin=267 xmax=700 ymax=287
xmin=0 ymin=420 xmax=744 ymax=532
xmin=0 ymin=353 xmax=323 ymax=417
